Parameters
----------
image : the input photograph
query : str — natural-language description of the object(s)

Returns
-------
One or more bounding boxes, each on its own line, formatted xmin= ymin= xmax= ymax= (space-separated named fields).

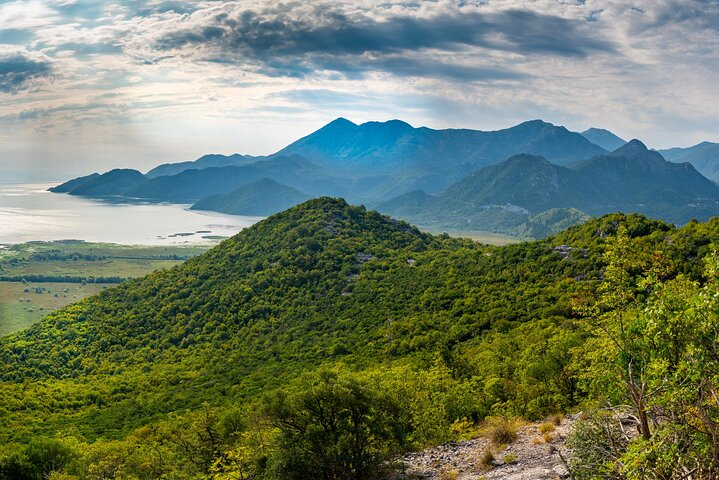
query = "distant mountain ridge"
xmin=49 ymin=173 xmax=100 ymax=193
xmin=48 ymin=118 xmax=719 ymax=238
xmin=146 ymin=153 xmax=260 ymax=179
xmin=660 ymin=141 xmax=719 ymax=182
xmin=66 ymin=169 xmax=146 ymax=196
xmin=580 ymin=127 xmax=626 ymax=151
xmin=49 ymin=117 xmax=610 ymax=210
xmin=126 ymin=155 xmax=349 ymax=202
xmin=279 ymin=118 xmax=607 ymax=170
xmin=379 ymin=140 xmax=719 ymax=237
xmin=146 ymin=118 xmax=610 ymax=199
xmin=275 ymin=118 xmax=607 ymax=196
xmin=191 ymin=178 xmax=309 ymax=216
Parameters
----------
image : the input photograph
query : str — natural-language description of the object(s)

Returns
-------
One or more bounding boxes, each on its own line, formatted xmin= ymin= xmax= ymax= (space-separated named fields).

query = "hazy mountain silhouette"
xmin=660 ymin=141 xmax=719 ymax=182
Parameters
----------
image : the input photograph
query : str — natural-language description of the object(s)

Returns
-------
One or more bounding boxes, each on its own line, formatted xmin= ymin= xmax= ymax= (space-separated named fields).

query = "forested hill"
xmin=3 ymin=198 xmax=719 ymax=478
xmin=4 ymin=197 xmax=587 ymax=437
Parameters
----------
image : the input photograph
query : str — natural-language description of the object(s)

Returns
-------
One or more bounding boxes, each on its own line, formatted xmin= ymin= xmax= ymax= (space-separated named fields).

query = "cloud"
xmin=0 ymin=0 xmax=718 ymax=176
xmin=0 ymin=0 xmax=60 ymax=29
xmin=0 ymin=46 xmax=52 ymax=93
xmin=147 ymin=5 xmax=613 ymax=80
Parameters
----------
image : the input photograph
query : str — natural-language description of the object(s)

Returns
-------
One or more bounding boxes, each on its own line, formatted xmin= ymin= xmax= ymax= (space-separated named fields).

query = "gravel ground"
xmin=393 ymin=417 xmax=575 ymax=480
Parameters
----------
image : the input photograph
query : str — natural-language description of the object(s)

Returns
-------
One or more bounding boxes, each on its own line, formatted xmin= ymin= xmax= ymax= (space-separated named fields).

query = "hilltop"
xmin=580 ymin=127 xmax=626 ymax=151
xmin=191 ymin=178 xmax=309 ymax=215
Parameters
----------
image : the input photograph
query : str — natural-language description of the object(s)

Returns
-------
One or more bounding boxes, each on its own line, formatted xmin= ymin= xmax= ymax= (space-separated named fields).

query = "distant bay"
xmin=0 ymin=183 xmax=262 ymax=245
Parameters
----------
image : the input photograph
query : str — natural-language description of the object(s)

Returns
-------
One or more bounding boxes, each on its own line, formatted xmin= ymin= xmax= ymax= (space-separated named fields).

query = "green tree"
xmin=263 ymin=369 xmax=409 ymax=480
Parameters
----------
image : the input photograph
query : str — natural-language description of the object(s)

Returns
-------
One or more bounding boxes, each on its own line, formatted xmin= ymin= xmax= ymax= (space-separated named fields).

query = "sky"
xmin=0 ymin=0 xmax=718 ymax=180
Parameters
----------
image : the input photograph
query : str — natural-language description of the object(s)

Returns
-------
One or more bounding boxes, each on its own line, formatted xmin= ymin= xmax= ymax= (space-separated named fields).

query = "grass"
xmin=478 ymin=449 xmax=495 ymax=471
xmin=0 ymin=281 xmax=106 ymax=335
xmin=0 ymin=241 xmax=211 ymax=262
xmin=3 ymin=258 xmax=185 ymax=278
xmin=439 ymin=470 xmax=460 ymax=480
xmin=0 ymin=241 xmax=212 ymax=279
xmin=417 ymin=226 xmax=522 ymax=246
xmin=548 ymin=413 xmax=564 ymax=426
xmin=0 ymin=241 xmax=213 ymax=336
xmin=484 ymin=417 xmax=521 ymax=446
xmin=539 ymin=422 xmax=556 ymax=434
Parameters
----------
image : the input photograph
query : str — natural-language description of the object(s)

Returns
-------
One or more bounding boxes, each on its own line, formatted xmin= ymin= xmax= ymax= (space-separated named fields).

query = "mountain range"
xmin=580 ymin=127 xmax=626 ymax=151
xmin=660 ymin=141 xmax=719 ymax=182
xmin=191 ymin=178 xmax=310 ymax=216
xmin=379 ymin=140 xmax=719 ymax=237
xmin=50 ymin=118 xmax=719 ymax=238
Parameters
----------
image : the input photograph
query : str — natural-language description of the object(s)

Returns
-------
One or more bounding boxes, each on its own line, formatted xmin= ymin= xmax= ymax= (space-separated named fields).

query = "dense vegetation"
xmin=2 ymin=198 xmax=719 ymax=478
xmin=0 ymin=241 xmax=211 ymax=337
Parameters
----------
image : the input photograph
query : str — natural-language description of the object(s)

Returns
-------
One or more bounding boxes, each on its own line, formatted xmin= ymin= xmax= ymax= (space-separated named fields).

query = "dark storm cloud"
xmin=629 ymin=0 xmax=719 ymax=32
xmin=0 ymin=50 xmax=52 ymax=93
xmin=153 ymin=7 xmax=614 ymax=79
xmin=252 ymin=55 xmax=528 ymax=81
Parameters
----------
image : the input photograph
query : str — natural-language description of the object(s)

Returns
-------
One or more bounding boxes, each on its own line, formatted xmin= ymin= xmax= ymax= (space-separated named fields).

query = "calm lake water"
xmin=0 ymin=183 xmax=263 ymax=245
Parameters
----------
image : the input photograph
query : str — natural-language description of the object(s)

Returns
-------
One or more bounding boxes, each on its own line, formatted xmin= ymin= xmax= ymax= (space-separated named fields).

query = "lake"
xmin=0 ymin=183 xmax=263 ymax=245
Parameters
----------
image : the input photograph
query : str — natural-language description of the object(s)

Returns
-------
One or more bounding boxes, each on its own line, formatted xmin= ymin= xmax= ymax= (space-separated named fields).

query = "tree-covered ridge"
xmin=3 ymin=198 xmax=719 ymax=478
xmin=379 ymin=141 xmax=719 ymax=237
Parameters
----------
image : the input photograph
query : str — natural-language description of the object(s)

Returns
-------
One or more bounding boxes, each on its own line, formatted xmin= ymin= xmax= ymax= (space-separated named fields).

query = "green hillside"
xmin=191 ymin=178 xmax=309 ymax=216
xmin=2 ymin=199 xmax=719 ymax=478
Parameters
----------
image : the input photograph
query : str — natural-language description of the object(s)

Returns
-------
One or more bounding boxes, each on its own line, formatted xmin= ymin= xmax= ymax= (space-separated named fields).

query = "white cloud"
xmin=0 ymin=0 xmax=61 ymax=29
xmin=0 ymin=0 xmax=718 ymax=176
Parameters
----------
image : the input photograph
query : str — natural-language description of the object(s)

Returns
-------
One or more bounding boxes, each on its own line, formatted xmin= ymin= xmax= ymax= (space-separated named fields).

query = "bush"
xmin=478 ymin=449 xmax=495 ymax=471
xmin=567 ymin=411 xmax=627 ymax=480
xmin=263 ymin=369 xmax=410 ymax=480
xmin=440 ymin=469 xmax=459 ymax=480
xmin=0 ymin=437 xmax=76 ymax=480
xmin=539 ymin=422 xmax=556 ymax=434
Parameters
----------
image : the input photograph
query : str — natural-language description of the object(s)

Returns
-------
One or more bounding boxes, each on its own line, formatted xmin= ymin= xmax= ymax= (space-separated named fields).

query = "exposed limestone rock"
xmin=393 ymin=417 xmax=574 ymax=480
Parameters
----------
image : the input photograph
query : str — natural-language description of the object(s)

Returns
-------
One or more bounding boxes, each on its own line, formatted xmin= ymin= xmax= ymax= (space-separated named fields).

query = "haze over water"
xmin=0 ymin=183 xmax=261 ymax=245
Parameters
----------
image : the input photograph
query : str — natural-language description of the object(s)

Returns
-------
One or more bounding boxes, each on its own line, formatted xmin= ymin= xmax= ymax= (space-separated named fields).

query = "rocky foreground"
xmin=394 ymin=417 xmax=575 ymax=480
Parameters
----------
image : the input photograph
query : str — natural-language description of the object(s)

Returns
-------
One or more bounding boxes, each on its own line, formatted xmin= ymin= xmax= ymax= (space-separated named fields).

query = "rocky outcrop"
xmin=394 ymin=417 xmax=575 ymax=480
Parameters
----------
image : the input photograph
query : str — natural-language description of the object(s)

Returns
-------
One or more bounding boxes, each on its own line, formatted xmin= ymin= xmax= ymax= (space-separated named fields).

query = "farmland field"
xmin=0 ymin=240 xmax=213 ymax=335
xmin=0 ymin=281 xmax=107 ymax=336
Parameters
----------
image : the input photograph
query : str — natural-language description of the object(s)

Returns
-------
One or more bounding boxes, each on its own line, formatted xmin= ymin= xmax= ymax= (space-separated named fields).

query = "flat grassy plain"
xmin=0 ymin=240 xmax=213 ymax=336
xmin=0 ymin=282 xmax=106 ymax=336
xmin=3 ymin=258 xmax=188 ymax=278
xmin=417 ymin=226 xmax=522 ymax=246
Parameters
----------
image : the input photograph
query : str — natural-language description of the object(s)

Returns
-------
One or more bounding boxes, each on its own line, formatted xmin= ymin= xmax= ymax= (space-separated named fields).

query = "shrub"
xmin=548 ymin=413 xmax=563 ymax=426
xmin=263 ymin=369 xmax=410 ymax=480
xmin=485 ymin=417 xmax=519 ymax=446
xmin=567 ymin=410 xmax=627 ymax=480
xmin=478 ymin=449 xmax=495 ymax=471
xmin=539 ymin=422 xmax=556 ymax=434
xmin=440 ymin=469 xmax=459 ymax=480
